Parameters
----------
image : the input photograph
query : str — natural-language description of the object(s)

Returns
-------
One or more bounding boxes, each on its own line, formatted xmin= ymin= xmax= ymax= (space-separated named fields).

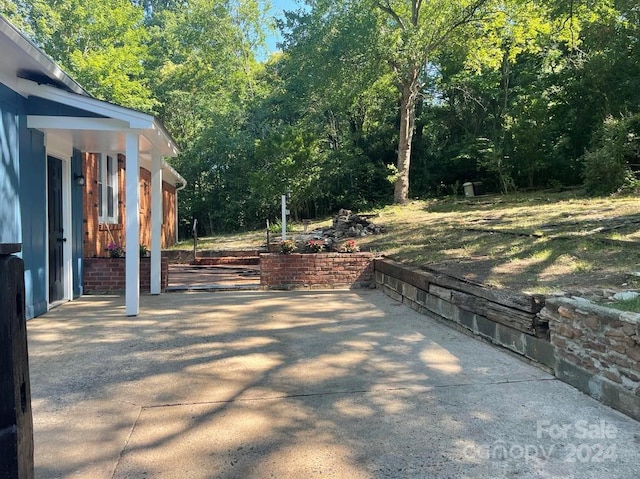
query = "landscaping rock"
xmin=613 ymin=291 xmax=639 ymax=301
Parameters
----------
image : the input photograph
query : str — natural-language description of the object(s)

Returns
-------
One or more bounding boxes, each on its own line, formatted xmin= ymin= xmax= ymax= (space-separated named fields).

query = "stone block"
xmin=458 ymin=309 xmax=475 ymax=330
xmin=416 ymin=289 xmax=427 ymax=307
xmin=383 ymin=275 xmax=400 ymax=293
xmin=628 ymin=346 xmax=640 ymax=362
xmin=496 ymin=324 xmax=525 ymax=355
xmin=599 ymin=380 xmax=640 ymax=421
xmin=555 ymin=358 xmax=603 ymax=400
xmin=554 ymin=323 xmax=577 ymax=339
xmin=621 ymin=322 xmax=636 ymax=336
xmin=475 ymin=314 xmax=497 ymax=341
xmin=583 ymin=315 xmax=601 ymax=331
xmin=425 ymin=294 xmax=457 ymax=321
xmin=524 ymin=335 xmax=555 ymax=369
xmin=558 ymin=305 xmax=578 ymax=320
xmin=611 ymin=342 xmax=627 ymax=354
xmin=603 ymin=370 xmax=622 ymax=384
xmin=551 ymin=336 xmax=567 ymax=350
xmin=382 ymin=284 xmax=403 ymax=303
xmin=402 ymin=283 xmax=418 ymax=302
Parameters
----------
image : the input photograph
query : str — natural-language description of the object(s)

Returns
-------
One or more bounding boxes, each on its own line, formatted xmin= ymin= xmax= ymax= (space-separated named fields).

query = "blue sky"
xmin=264 ymin=0 xmax=300 ymax=55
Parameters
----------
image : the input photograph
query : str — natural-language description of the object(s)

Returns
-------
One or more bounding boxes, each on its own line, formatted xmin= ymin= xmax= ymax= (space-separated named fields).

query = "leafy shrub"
xmin=269 ymin=220 xmax=293 ymax=234
xmin=583 ymin=115 xmax=640 ymax=195
xmin=280 ymin=239 xmax=296 ymax=254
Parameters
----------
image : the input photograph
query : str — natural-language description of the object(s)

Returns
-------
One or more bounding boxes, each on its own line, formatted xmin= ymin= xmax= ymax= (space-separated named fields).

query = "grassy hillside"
xmin=173 ymin=190 xmax=640 ymax=295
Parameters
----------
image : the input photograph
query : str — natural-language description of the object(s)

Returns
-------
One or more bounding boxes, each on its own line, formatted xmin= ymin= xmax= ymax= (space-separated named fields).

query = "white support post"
xmin=281 ymin=194 xmax=287 ymax=241
xmin=150 ymin=153 xmax=163 ymax=295
xmin=125 ymin=131 xmax=140 ymax=316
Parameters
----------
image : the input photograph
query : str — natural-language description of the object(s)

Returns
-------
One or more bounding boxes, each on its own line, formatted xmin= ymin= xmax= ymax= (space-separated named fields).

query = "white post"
xmin=281 ymin=194 xmax=287 ymax=241
xmin=150 ymin=153 xmax=163 ymax=295
xmin=125 ymin=131 xmax=140 ymax=316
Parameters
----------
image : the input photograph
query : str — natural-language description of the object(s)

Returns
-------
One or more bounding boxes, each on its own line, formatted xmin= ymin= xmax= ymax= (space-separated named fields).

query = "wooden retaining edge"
xmin=375 ymin=258 xmax=545 ymax=314
xmin=376 ymin=258 xmax=548 ymax=337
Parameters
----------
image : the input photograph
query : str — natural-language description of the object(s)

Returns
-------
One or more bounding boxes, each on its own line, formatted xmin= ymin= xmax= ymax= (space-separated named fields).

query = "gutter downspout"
xmin=175 ymin=181 xmax=186 ymax=244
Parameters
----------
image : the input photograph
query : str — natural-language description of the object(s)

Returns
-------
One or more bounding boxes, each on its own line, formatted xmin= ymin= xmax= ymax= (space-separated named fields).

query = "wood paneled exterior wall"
xmin=82 ymin=153 xmax=178 ymax=258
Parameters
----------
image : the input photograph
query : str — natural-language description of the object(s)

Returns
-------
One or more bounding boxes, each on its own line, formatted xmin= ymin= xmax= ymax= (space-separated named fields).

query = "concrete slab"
xmin=28 ymin=291 xmax=640 ymax=478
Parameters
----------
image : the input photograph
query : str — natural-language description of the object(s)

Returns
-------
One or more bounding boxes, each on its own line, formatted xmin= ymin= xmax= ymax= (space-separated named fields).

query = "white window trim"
xmin=96 ymin=152 xmax=119 ymax=224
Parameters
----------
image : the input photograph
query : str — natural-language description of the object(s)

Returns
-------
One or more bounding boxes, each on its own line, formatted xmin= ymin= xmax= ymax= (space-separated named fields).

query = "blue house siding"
xmin=0 ymin=82 xmax=21 ymax=245
xmin=20 ymin=127 xmax=48 ymax=318
xmin=27 ymin=96 xmax=108 ymax=119
xmin=0 ymin=82 xmax=56 ymax=318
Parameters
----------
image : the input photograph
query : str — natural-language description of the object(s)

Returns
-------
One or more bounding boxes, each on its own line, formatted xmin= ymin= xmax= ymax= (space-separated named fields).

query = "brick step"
xmin=193 ymin=256 xmax=260 ymax=266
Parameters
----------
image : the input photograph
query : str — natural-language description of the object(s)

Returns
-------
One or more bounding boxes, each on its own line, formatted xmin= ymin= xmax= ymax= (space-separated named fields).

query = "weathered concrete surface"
xmin=28 ymin=291 xmax=640 ymax=478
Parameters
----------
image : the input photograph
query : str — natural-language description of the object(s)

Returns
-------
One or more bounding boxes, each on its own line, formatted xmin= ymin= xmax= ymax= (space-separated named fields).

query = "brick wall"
xmin=83 ymin=257 xmax=169 ymax=294
xmin=543 ymin=297 xmax=640 ymax=420
xmin=260 ymin=253 xmax=374 ymax=289
xmin=82 ymin=152 xmax=178 ymax=258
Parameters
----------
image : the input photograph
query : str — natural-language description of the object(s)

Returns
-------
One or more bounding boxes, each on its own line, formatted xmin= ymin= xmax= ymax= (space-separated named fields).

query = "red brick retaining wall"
xmin=83 ymin=257 xmax=169 ymax=293
xmin=260 ymin=253 xmax=374 ymax=289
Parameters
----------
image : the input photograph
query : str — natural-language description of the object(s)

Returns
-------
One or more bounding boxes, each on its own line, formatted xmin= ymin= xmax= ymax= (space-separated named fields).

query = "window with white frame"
xmin=96 ymin=153 xmax=119 ymax=223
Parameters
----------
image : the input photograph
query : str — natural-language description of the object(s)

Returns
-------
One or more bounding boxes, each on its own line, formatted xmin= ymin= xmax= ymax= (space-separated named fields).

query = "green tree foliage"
xmin=584 ymin=114 xmax=640 ymax=195
xmin=3 ymin=0 xmax=156 ymax=111
xmin=3 ymin=0 xmax=640 ymax=236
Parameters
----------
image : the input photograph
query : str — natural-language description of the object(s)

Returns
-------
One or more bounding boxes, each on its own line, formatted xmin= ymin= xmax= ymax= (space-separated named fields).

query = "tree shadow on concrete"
xmin=27 ymin=291 xmax=640 ymax=478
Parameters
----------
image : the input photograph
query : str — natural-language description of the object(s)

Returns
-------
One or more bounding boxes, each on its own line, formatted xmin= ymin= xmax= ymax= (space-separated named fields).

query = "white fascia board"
xmin=18 ymin=79 xmax=155 ymax=128
xmin=21 ymin=79 xmax=180 ymax=157
xmin=27 ymin=116 xmax=129 ymax=131
xmin=161 ymin=159 xmax=186 ymax=187
xmin=142 ymin=124 xmax=179 ymax=158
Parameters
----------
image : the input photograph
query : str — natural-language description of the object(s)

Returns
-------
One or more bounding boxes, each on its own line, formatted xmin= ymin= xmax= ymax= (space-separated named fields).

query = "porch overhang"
xmin=19 ymin=79 xmax=184 ymax=317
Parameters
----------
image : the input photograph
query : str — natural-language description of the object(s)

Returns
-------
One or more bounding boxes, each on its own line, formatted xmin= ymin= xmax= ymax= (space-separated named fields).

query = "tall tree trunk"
xmin=394 ymin=69 xmax=419 ymax=204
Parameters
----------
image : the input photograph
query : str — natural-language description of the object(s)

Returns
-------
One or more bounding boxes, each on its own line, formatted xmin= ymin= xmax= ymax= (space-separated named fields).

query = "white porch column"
xmin=150 ymin=153 xmax=163 ymax=295
xmin=125 ymin=131 xmax=140 ymax=316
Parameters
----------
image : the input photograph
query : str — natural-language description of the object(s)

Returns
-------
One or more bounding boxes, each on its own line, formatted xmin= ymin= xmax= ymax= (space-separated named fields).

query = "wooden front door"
xmin=47 ymin=156 xmax=65 ymax=302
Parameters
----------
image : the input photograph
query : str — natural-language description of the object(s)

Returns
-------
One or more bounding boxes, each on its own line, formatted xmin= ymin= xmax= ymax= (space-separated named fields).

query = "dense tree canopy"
xmin=2 ymin=0 xmax=639 ymax=235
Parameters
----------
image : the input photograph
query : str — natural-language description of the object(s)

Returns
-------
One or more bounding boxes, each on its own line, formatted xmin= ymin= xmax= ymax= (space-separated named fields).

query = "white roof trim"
xmin=20 ymin=78 xmax=179 ymax=158
xmin=18 ymin=79 xmax=155 ymax=128
xmin=0 ymin=16 xmax=86 ymax=95
xmin=27 ymin=116 xmax=130 ymax=131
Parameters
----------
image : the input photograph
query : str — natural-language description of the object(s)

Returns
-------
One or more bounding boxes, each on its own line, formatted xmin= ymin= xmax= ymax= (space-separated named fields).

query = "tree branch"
xmin=427 ymin=0 xmax=490 ymax=53
xmin=412 ymin=0 xmax=423 ymax=26
xmin=377 ymin=1 xmax=405 ymax=29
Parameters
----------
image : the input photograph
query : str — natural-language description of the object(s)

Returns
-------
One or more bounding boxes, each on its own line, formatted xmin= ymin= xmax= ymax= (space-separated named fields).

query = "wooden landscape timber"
xmin=375 ymin=258 xmax=548 ymax=337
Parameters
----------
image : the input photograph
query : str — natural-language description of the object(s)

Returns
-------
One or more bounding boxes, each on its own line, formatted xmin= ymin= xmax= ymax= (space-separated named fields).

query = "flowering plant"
xmin=306 ymin=239 xmax=324 ymax=253
xmin=107 ymin=242 xmax=125 ymax=258
xmin=342 ymin=239 xmax=360 ymax=253
xmin=280 ymin=239 xmax=296 ymax=254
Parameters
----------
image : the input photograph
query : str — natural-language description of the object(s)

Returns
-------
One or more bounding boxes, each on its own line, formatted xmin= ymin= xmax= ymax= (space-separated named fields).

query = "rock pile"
xmin=327 ymin=209 xmax=384 ymax=238
xmin=298 ymin=209 xmax=384 ymax=251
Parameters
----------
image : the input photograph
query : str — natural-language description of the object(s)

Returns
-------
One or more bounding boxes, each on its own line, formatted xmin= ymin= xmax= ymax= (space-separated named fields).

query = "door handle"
xmin=57 ymin=238 xmax=67 ymax=243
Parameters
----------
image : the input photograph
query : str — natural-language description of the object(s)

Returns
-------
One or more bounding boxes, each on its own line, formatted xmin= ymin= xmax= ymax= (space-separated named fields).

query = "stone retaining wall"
xmin=83 ymin=257 xmax=169 ymax=293
xmin=260 ymin=253 xmax=374 ymax=289
xmin=376 ymin=258 xmax=640 ymax=421
xmin=543 ymin=297 xmax=640 ymax=420
xmin=375 ymin=259 xmax=554 ymax=369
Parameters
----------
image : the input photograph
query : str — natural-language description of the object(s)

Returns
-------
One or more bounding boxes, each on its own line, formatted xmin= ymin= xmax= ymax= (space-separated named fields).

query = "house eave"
xmin=0 ymin=16 xmax=86 ymax=96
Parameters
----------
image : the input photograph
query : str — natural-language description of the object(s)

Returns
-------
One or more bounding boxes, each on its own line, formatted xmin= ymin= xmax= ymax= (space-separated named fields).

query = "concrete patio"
xmin=28 ymin=290 xmax=640 ymax=478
